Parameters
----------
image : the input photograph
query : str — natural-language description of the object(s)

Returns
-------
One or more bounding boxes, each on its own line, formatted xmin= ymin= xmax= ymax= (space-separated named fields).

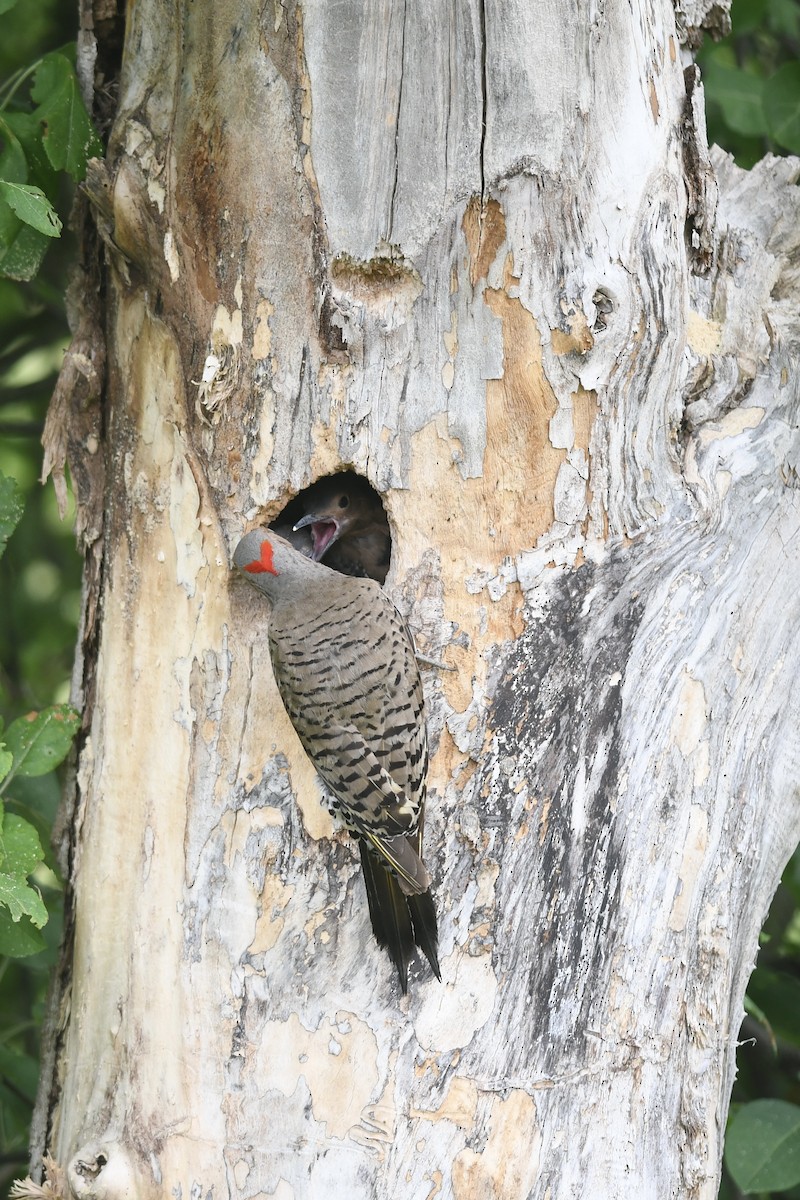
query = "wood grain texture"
xmin=35 ymin=1 xmax=800 ymax=1198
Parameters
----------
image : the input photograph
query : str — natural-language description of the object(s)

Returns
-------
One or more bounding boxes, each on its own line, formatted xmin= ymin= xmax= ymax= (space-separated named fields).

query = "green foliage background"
xmin=0 ymin=1 xmax=84 ymax=1191
xmin=698 ymin=0 xmax=800 ymax=164
xmin=697 ymin=8 xmax=800 ymax=1194
xmin=0 ymin=0 xmax=798 ymax=1195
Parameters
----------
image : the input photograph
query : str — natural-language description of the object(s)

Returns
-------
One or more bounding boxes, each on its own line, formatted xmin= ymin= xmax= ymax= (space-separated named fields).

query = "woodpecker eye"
xmin=338 ymin=495 xmax=350 ymax=509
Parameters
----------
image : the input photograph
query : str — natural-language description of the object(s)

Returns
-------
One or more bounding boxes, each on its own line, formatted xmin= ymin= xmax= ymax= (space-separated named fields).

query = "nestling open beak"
xmin=293 ymin=513 xmax=340 ymax=560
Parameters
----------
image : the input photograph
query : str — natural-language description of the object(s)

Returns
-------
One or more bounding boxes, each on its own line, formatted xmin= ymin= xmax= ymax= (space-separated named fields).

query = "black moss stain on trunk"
xmin=481 ymin=551 xmax=646 ymax=1076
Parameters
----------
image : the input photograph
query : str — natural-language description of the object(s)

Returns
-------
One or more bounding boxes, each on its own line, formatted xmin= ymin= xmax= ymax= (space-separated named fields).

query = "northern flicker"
xmin=282 ymin=473 xmax=391 ymax=583
xmin=234 ymin=527 xmax=440 ymax=991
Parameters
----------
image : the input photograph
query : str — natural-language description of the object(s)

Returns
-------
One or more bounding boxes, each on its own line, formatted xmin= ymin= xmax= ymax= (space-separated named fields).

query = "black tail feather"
xmin=408 ymin=889 xmax=441 ymax=982
xmin=359 ymin=842 xmax=439 ymax=991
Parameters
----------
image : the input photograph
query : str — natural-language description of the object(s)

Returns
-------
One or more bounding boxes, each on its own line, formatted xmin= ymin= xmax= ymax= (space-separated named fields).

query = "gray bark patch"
xmin=484 ymin=553 xmax=645 ymax=1076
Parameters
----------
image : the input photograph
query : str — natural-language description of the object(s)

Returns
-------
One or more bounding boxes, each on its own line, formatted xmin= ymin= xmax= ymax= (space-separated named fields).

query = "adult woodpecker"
xmin=286 ymin=474 xmax=391 ymax=583
xmin=234 ymin=527 xmax=440 ymax=992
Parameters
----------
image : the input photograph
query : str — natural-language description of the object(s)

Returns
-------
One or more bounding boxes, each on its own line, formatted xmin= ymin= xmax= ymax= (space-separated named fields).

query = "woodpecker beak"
xmin=293 ymin=513 xmax=340 ymax=560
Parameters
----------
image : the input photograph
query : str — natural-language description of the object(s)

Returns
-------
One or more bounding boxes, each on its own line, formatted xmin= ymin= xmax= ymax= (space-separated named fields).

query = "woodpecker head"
xmin=233 ymin=528 xmax=321 ymax=599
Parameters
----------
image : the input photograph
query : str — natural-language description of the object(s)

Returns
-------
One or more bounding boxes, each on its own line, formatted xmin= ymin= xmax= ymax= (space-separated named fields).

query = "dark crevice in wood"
xmin=388 ymin=0 xmax=408 ymax=243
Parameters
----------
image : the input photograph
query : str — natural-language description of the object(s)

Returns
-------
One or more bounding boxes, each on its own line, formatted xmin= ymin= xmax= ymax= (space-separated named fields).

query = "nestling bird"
xmin=234 ymin=527 xmax=440 ymax=992
xmin=271 ymin=473 xmax=391 ymax=583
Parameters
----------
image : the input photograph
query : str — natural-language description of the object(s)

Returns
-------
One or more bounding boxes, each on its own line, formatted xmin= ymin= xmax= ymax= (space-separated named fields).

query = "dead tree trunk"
xmin=35 ymin=1 xmax=800 ymax=1197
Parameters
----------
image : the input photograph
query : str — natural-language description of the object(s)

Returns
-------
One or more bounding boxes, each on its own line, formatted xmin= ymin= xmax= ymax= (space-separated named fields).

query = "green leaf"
xmin=0 ymin=1047 xmax=40 ymax=1104
xmin=0 ymin=468 xmax=23 ymax=558
xmin=702 ymin=60 xmax=767 ymax=137
xmin=0 ymin=810 xmax=44 ymax=879
xmin=1 ymin=705 xmax=79 ymax=786
xmin=764 ymin=63 xmax=800 ymax=154
xmin=0 ymin=810 xmax=47 ymax=931
xmin=767 ymin=0 xmax=800 ymax=38
xmin=725 ymin=1100 xmax=800 ymax=1193
xmin=0 ymin=747 xmax=11 ymax=784
xmin=0 ymin=116 xmax=28 ymax=185
xmin=31 ymin=52 xmax=103 ymax=180
xmin=6 ymin=818 xmax=55 ymax=881
xmin=30 ymin=53 xmax=74 ymax=111
xmin=0 ymin=0 xmax=20 ymax=12
xmin=0 ymin=870 xmax=47 ymax=928
xmin=0 ymin=217 xmax=51 ymax=280
xmin=3 ymin=110 xmax=59 ymax=196
xmin=0 ymin=909 xmax=46 ymax=957
xmin=0 ymin=181 xmax=61 ymax=236
xmin=730 ymin=0 xmax=769 ymax=33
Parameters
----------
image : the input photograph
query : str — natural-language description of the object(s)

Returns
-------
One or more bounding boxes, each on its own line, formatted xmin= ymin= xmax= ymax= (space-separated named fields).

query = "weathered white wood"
xmin=33 ymin=0 xmax=800 ymax=1197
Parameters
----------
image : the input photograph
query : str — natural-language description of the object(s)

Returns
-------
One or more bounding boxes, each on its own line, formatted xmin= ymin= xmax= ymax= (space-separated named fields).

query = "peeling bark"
xmin=34 ymin=1 xmax=800 ymax=1198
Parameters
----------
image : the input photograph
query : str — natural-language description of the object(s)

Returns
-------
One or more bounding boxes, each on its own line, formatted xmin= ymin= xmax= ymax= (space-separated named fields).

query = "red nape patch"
xmin=244 ymin=539 xmax=278 ymax=576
